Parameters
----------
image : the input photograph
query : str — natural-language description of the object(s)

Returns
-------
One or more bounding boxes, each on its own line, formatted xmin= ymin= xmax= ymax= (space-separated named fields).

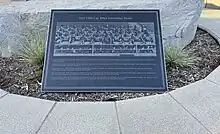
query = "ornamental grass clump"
xmin=17 ymin=30 xmax=45 ymax=82
xmin=165 ymin=45 xmax=198 ymax=70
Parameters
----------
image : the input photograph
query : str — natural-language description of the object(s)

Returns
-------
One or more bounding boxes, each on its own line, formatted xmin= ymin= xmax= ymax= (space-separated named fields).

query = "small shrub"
xmin=17 ymin=30 xmax=45 ymax=82
xmin=165 ymin=45 xmax=197 ymax=70
xmin=18 ymin=32 xmax=45 ymax=68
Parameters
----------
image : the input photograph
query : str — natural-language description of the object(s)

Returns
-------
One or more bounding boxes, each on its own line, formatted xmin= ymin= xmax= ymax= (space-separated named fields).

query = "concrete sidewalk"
xmin=201 ymin=9 xmax=220 ymax=19
xmin=199 ymin=9 xmax=220 ymax=44
xmin=2 ymin=74 xmax=220 ymax=133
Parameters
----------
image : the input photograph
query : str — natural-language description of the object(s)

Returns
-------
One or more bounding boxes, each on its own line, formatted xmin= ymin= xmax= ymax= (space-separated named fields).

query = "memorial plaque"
xmin=42 ymin=9 xmax=167 ymax=92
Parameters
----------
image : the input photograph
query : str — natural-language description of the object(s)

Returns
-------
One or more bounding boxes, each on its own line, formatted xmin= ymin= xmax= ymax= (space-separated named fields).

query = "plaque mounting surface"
xmin=42 ymin=10 xmax=167 ymax=92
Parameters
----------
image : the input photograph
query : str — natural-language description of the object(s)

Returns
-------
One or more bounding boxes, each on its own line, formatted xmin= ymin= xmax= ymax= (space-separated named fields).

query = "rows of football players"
xmin=55 ymin=24 xmax=155 ymax=45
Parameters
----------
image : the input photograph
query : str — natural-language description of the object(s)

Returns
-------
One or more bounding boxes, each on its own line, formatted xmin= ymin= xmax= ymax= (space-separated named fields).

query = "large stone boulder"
xmin=0 ymin=0 xmax=204 ymax=57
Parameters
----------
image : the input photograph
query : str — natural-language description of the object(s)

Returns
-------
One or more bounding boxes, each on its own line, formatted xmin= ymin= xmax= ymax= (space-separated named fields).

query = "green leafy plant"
xmin=17 ymin=30 xmax=45 ymax=82
xmin=165 ymin=45 xmax=197 ymax=70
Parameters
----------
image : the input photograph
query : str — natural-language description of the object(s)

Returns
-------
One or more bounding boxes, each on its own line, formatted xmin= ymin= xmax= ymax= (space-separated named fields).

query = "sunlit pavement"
xmin=201 ymin=9 xmax=220 ymax=19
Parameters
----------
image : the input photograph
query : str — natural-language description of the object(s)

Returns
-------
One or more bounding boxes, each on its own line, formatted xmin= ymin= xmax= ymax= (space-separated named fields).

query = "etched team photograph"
xmin=54 ymin=22 xmax=156 ymax=56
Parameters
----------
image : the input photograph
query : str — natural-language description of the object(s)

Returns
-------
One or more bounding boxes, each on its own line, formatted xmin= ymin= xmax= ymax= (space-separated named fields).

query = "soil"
xmin=0 ymin=28 xmax=220 ymax=102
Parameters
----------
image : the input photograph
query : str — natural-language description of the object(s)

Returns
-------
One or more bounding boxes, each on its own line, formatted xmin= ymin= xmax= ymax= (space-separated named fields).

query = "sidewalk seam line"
xmin=168 ymin=93 xmax=213 ymax=134
xmin=114 ymin=102 xmax=123 ymax=134
xmin=206 ymin=78 xmax=220 ymax=87
xmin=0 ymin=92 xmax=8 ymax=100
xmin=35 ymin=102 xmax=57 ymax=134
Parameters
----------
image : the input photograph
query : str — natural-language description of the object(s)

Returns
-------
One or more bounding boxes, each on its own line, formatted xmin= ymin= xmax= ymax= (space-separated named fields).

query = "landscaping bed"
xmin=0 ymin=28 xmax=220 ymax=101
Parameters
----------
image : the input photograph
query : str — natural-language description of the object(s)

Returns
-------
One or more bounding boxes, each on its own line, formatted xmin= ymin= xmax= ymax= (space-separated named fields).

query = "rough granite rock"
xmin=0 ymin=0 xmax=204 ymax=57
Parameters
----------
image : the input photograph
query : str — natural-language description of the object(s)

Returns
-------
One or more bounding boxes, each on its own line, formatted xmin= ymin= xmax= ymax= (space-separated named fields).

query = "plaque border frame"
xmin=41 ymin=9 xmax=168 ymax=92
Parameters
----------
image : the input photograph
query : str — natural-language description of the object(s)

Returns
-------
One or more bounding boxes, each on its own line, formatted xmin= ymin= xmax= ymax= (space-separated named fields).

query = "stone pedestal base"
xmin=0 ymin=0 xmax=204 ymax=57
